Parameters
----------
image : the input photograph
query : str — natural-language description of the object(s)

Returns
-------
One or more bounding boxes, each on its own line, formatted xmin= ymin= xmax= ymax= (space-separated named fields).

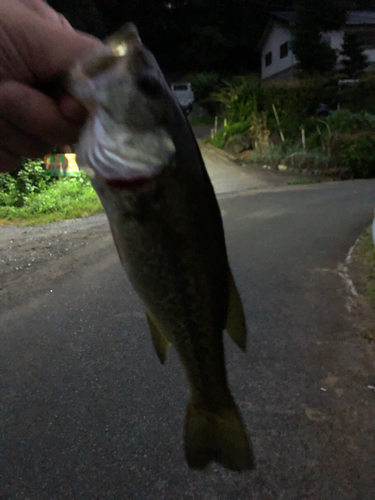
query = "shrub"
xmin=0 ymin=158 xmax=47 ymax=207
xmin=208 ymin=119 xmax=253 ymax=149
xmin=0 ymin=167 xmax=101 ymax=224
xmin=250 ymin=142 xmax=332 ymax=172
xmin=323 ymin=109 xmax=375 ymax=134
xmin=190 ymin=71 xmax=222 ymax=101
xmin=15 ymin=159 xmax=47 ymax=205
xmin=249 ymin=112 xmax=270 ymax=155
xmin=189 ymin=71 xmax=223 ymax=114
xmin=337 ymin=135 xmax=375 ymax=179
xmin=0 ymin=173 xmax=17 ymax=207
xmin=251 ymin=144 xmax=285 ymax=168
xmin=211 ymin=75 xmax=260 ymax=123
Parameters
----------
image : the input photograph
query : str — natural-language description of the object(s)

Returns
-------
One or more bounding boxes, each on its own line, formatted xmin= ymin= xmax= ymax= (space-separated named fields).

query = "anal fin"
xmin=146 ymin=312 xmax=171 ymax=364
xmin=226 ymin=269 xmax=247 ymax=351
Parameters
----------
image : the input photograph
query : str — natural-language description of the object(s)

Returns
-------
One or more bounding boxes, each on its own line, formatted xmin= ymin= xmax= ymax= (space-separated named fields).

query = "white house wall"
xmin=261 ymin=21 xmax=375 ymax=80
xmin=364 ymin=49 xmax=375 ymax=63
xmin=261 ymin=22 xmax=296 ymax=79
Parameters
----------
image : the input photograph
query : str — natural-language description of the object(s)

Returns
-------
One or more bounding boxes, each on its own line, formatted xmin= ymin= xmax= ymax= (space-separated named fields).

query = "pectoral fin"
xmin=226 ymin=270 xmax=247 ymax=351
xmin=146 ymin=312 xmax=171 ymax=364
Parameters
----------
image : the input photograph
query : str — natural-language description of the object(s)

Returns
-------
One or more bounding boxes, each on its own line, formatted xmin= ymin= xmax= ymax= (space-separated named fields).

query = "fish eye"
xmin=136 ymin=74 xmax=162 ymax=98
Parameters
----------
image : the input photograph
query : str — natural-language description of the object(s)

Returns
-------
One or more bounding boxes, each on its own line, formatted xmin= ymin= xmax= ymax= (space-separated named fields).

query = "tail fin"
xmin=184 ymin=397 xmax=255 ymax=471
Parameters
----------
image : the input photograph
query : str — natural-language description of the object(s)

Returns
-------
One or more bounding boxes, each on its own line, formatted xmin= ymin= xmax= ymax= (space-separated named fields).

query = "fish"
xmin=69 ymin=23 xmax=254 ymax=472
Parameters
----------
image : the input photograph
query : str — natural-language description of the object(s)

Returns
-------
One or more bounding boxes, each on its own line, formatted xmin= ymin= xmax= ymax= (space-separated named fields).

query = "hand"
xmin=0 ymin=0 xmax=103 ymax=172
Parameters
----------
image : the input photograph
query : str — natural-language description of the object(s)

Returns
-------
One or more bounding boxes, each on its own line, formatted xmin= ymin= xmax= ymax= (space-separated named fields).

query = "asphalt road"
xmin=1 ymin=180 xmax=375 ymax=499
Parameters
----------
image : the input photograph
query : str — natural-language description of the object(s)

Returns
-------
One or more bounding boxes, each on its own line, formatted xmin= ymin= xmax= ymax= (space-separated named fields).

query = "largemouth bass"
xmin=70 ymin=23 xmax=254 ymax=471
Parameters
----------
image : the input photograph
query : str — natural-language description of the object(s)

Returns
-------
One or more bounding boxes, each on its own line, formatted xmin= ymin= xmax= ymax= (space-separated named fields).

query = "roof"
xmin=347 ymin=11 xmax=375 ymax=25
xmin=259 ymin=10 xmax=375 ymax=49
xmin=270 ymin=10 xmax=375 ymax=27
xmin=270 ymin=11 xmax=296 ymax=26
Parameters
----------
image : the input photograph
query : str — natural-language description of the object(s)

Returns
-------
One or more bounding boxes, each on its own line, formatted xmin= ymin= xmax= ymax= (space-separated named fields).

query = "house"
xmin=259 ymin=11 xmax=375 ymax=81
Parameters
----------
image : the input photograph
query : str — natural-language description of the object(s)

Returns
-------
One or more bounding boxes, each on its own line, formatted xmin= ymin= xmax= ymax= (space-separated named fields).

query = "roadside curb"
xmin=338 ymin=241 xmax=360 ymax=312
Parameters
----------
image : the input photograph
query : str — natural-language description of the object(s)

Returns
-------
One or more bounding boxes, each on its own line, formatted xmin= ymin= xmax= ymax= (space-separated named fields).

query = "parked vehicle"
xmin=171 ymin=82 xmax=195 ymax=115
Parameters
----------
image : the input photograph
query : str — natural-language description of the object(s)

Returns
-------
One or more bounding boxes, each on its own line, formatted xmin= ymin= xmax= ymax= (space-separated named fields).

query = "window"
xmin=265 ymin=51 xmax=272 ymax=67
xmin=280 ymin=42 xmax=288 ymax=59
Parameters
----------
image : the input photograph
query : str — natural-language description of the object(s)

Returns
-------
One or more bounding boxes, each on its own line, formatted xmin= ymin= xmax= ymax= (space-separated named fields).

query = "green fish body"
xmin=70 ymin=23 xmax=254 ymax=471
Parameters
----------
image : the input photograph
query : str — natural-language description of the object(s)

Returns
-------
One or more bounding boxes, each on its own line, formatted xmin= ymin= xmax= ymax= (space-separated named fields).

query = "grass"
xmin=354 ymin=226 xmax=375 ymax=306
xmin=287 ymin=177 xmax=322 ymax=185
xmin=188 ymin=114 xmax=216 ymax=127
xmin=0 ymin=177 xmax=103 ymax=226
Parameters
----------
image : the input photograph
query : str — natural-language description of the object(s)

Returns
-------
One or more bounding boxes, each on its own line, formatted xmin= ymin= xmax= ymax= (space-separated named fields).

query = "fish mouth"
xmin=76 ymin=115 xmax=175 ymax=188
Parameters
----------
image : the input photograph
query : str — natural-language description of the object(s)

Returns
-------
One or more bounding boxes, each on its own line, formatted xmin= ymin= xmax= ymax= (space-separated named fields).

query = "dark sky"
xmin=48 ymin=0 xmax=375 ymax=74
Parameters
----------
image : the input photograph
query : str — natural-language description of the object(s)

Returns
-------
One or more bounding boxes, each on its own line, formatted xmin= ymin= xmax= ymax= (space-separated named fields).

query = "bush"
xmin=0 ymin=173 xmax=17 ymax=207
xmin=251 ymin=143 xmax=332 ymax=172
xmin=190 ymin=71 xmax=222 ymax=101
xmin=323 ymin=109 xmax=375 ymax=134
xmin=15 ymin=159 xmax=47 ymax=206
xmin=189 ymin=71 xmax=223 ymax=114
xmin=209 ymin=75 xmax=375 ymax=140
xmin=0 ymin=167 xmax=102 ymax=224
xmin=0 ymin=159 xmax=47 ymax=207
xmin=337 ymin=135 xmax=375 ymax=179
xmin=208 ymin=119 xmax=253 ymax=149
xmin=211 ymin=75 xmax=260 ymax=123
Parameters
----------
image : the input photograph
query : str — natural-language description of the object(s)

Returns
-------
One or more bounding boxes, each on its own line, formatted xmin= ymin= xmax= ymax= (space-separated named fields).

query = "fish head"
xmin=69 ymin=23 xmax=176 ymax=188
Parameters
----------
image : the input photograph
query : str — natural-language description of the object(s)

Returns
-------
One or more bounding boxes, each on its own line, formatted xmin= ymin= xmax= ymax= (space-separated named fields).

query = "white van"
xmin=171 ymin=82 xmax=195 ymax=115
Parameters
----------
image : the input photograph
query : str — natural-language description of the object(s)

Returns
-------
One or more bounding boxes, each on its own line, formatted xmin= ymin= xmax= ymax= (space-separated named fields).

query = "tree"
xmin=291 ymin=0 xmax=347 ymax=75
xmin=341 ymin=31 xmax=369 ymax=78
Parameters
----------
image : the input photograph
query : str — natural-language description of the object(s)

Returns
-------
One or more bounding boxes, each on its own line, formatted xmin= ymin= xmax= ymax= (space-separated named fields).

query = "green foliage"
xmin=208 ymin=119 xmax=253 ymax=149
xmin=0 ymin=159 xmax=47 ymax=208
xmin=15 ymin=160 xmax=47 ymax=205
xmin=190 ymin=71 xmax=222 ymax=102
xmin=251 ymin=143 xmax=332 ymax=171
xmin=323 ymin=109 xmax=375 ymax=133
xmin=188 ymin=114 xmax=216 ymax=127
xmin=0 ymin=162 xmax=102 ymax=224
xmin=262 ymin=77 xmax=328 ymax=139
xmin=189 ymin=71 xmax=223 ymax=114
xmin=205 ymin=74 xmax=375 ymax=180
xmin=0 ymin=172 xmax=101 ymax=225
xmin=337 ymin=134 xmax=375 ymax=179
xmin=211 ymin=75 xmax=260 ymax=123
xmin=210 ymin=131 xmax=227 ymax=149
xmin=341 ymin=31 xmax=369 ymax=79
xmin=0 ymin=172 xmax=16 ymax=194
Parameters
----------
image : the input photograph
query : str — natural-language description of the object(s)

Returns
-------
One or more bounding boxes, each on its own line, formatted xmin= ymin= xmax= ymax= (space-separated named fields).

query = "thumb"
xmin=0 ymin=1 xmax=103 ymax=84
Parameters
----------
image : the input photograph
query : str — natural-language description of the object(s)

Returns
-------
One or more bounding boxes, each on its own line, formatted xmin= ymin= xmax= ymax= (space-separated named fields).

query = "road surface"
xmin=1 ymin=153 xmax=374 ymax=499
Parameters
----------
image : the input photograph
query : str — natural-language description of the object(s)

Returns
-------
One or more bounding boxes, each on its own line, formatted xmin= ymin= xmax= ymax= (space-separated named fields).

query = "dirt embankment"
xmin=346 ymin=227 xmax=375 ymax=344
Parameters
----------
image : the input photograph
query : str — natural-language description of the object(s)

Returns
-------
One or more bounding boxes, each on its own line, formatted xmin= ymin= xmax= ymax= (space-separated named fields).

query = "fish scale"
xmin=70 ymin=22 xmax=254 ymax=472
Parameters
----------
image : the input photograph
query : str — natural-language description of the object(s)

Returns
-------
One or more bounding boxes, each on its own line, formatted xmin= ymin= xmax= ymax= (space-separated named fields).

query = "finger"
xmin=0 ymin=117 xmax=50 ymax=158
xmin=0 ymin=81 xmax=81 ymax=146
xmin=0 ymin=2 xmax=102 ymax=82
xmin=58 ymin=93 xmax=88 ymax=124
xmin=0 ymin=149 xmax=22 ymax=173
xmin=17 ymin=0 xmax=74 ymax=30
